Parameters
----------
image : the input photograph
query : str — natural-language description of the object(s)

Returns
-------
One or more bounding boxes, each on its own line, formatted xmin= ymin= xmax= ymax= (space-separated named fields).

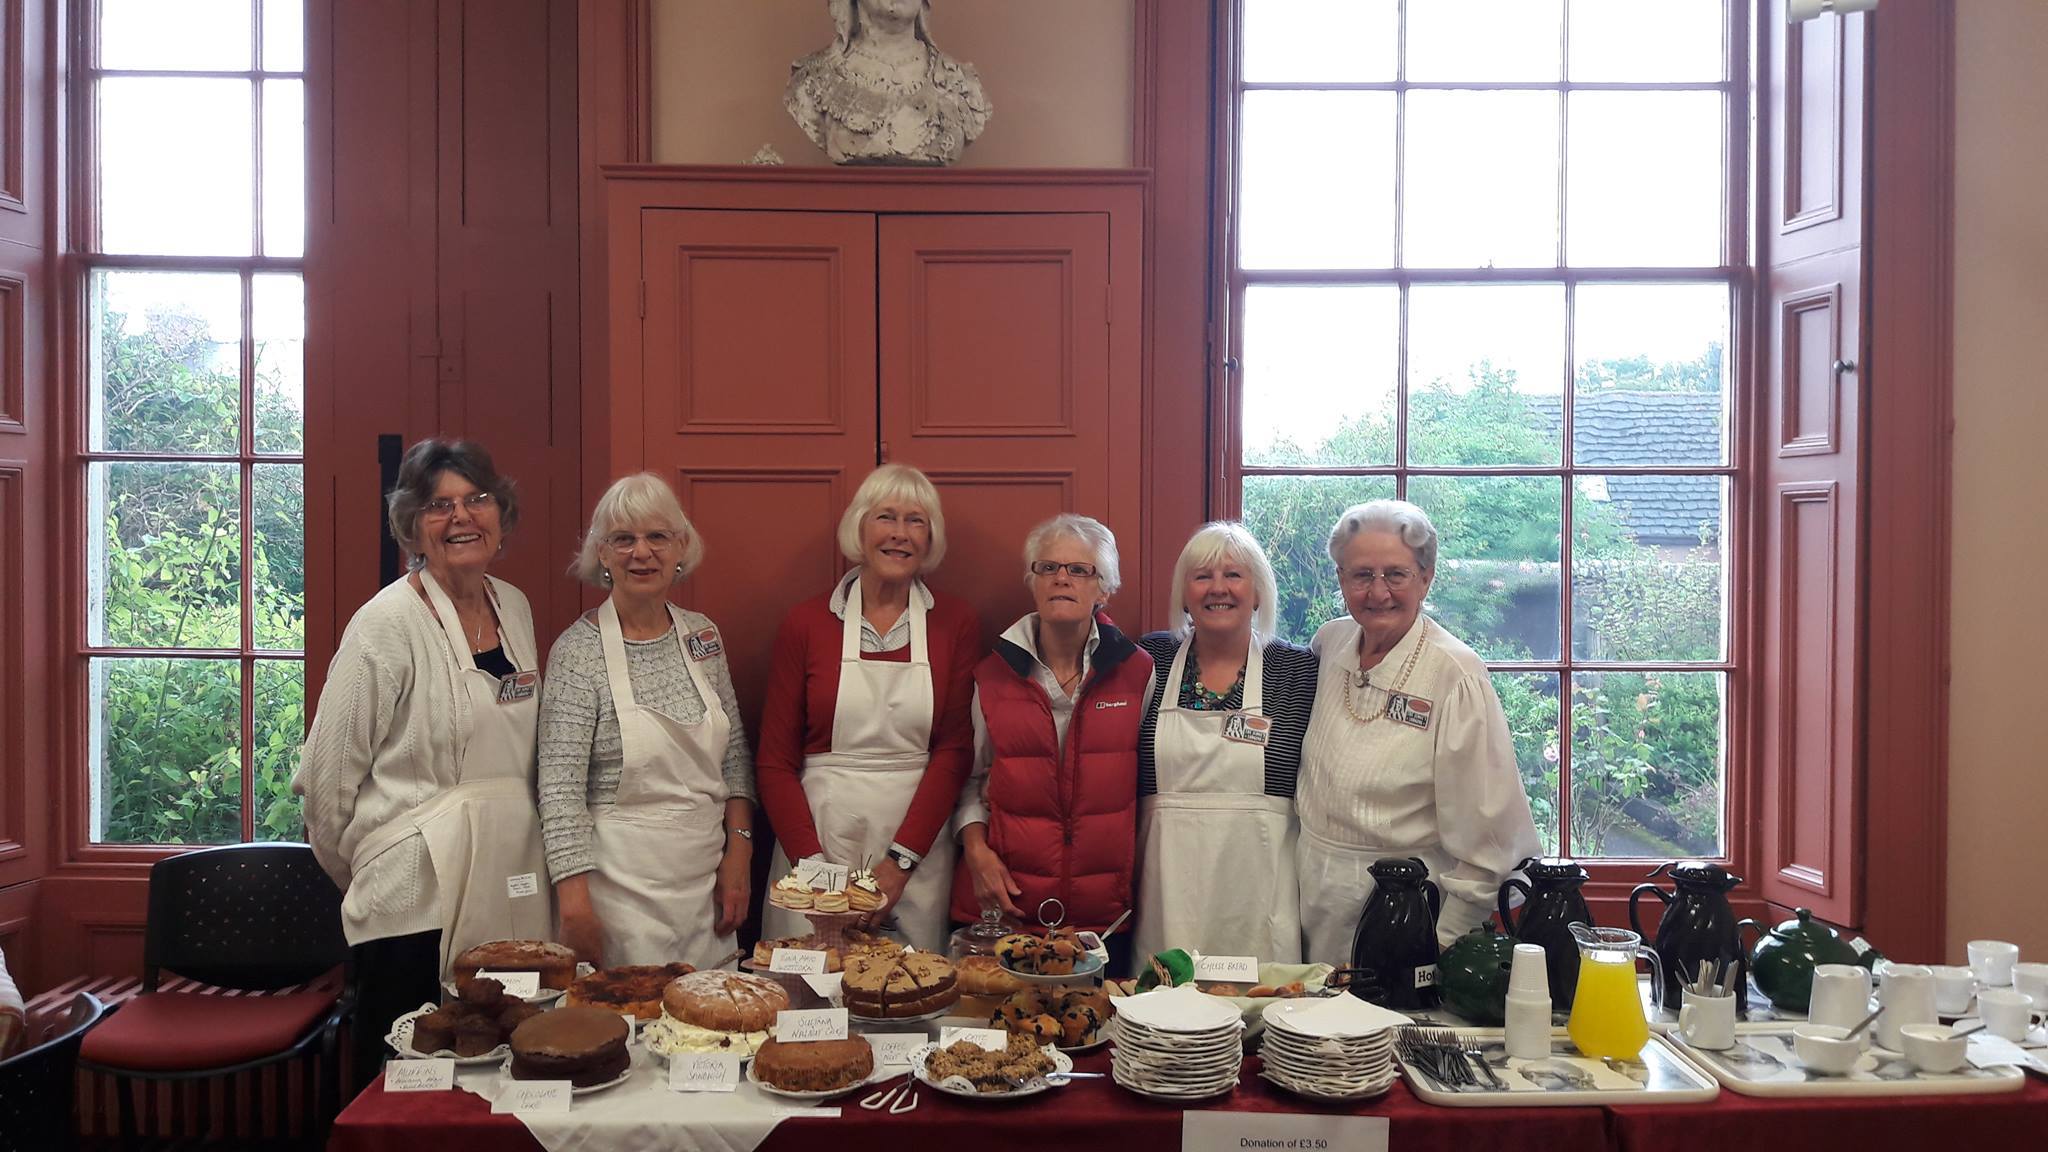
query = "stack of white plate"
xmin=1106 ymin=985 xmax=1246 ymax=1100
xmin=1258 ymin=996 xmax=1411 ymax=1101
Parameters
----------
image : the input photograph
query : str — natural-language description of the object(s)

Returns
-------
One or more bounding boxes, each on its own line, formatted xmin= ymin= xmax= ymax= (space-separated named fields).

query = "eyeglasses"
xmin=1339 ymin=566 xmax=1418 ymax=591
xmin=1030 ymin=560 xmax=1099 ymax=580
xmin=606 ymin=531 xmax=679 ymax=555
xmin=422 ymin=491 xmax=496 ymax=518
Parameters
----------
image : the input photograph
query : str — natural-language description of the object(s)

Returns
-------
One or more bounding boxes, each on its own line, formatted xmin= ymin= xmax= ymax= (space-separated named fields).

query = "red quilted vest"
xmin=948 ymin=615 xmax=1152 ymax=932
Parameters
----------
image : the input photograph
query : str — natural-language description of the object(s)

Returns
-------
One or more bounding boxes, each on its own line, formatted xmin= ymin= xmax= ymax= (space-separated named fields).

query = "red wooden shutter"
xmin=1753 ymin=2 xmax=1867 ymax=924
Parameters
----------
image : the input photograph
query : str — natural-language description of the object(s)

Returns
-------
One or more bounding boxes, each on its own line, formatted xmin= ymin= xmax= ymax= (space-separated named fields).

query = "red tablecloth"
xmin=332 ymin=1050 xmax=2048 ymax=1152
xmin=331 ymin=1052 xmax=1603 ymax=1152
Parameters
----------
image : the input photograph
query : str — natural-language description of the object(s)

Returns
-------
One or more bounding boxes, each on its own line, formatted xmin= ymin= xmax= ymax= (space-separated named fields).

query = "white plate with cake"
xmin=842 ymin=945 xmax=960 ymax=1020
xmin=505 ymin=1005 xmax=635 ymax=1091
xmin=911 ymin=1036 xmax=1074 ymax=1099
xmin=746 ymin=1036 xmax=890 ymax=1100
xmin=385 ymin=1003 xmax=517 ymax=1066
xmin=639 ymin=969 xmax=788 ymax=1063
xmin=444 ymin=940 xmax=587 ymax=1004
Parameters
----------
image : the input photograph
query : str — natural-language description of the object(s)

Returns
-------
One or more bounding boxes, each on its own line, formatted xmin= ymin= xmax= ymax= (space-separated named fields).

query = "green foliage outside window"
xmin=1240 ymin=356 xmax=1726 ymax=858
xmin=95 ymin=298 xmax=306 ymax=845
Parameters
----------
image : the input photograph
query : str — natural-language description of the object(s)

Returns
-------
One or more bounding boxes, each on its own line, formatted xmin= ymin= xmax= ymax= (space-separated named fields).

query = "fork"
xmin=1461 ymin=1042 xmax=1509 ymax=1090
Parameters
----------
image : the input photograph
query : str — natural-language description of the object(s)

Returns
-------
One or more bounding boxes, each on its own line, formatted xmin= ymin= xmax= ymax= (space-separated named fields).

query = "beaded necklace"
xmin=1181 ymin=643 xmax=1247 ymax=711
xmin=1342 ymin=619 xmax=1431 ymax=724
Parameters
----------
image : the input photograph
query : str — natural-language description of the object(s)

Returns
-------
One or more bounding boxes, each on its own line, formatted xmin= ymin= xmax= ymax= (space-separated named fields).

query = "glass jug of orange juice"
xmin=1564 ymin=923 xmax=1664 ymax=1060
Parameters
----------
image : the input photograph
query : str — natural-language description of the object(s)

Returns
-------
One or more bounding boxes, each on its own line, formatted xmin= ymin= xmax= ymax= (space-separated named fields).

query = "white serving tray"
xmin=1665 ymin=1024 xmax=2027 ymax=1097
xmin=1396 ymin=1028 xmax=1718 ymax=1108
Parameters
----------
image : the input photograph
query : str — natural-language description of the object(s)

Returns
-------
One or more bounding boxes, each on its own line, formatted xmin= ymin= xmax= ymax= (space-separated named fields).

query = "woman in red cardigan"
xmin=755 ymin=464 xmax=981 ymax=951
xmin=952 ymin=514 xmax=1153 ymax=976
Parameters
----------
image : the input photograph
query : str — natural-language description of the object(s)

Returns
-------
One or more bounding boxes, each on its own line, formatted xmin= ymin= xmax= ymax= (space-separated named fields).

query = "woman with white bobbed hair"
xmin=953 ymin=514 xmax=1153 ymax=975
xmin=1296 ymin=500 xmax=1540 ymax=963
xmin=537 ymin=473 xmax=755 ymax=969
xmin=756 ymin=464 xmax=982 ymax=951
xmin=1131 ymin=522 xmax=1319 ymax=963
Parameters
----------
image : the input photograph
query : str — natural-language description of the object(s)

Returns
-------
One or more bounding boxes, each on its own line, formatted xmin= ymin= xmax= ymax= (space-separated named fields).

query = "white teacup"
xmin=1877 ymin=963 xmax=1937 ymax=1052
xmin=1899 ymin=1024 xmax=1968 ymax=1074
xmin=1978 ymin=987 xmax=2036 ymax=1042
xmin=1968 ymin=940 xmax=2019 ymax=986
xmin=1809 ymin=963 xmax=1874 ymax=1035
xmin=2011 ymin=962 xmax=2048 ymax=1008
xmin=1679 ymin=987 xmax=1737 ymax=1050
xmin=1931 ymin=965 xmax=1978 ymax=1016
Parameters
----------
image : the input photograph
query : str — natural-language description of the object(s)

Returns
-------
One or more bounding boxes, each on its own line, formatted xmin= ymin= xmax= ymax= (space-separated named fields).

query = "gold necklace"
xmin=1342 ymin=619 xmax=1430 ymax=724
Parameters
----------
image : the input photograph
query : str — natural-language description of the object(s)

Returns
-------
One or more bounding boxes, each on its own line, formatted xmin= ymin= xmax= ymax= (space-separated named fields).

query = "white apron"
xmin=346 ymin=571 xmax=552 ymax=977
xmin=762 ymin=579 xmax=955 ymax=951
xmin=1296 ymin=823 xmax=1400 ymax=968
xmin=1133 ymin=637 xmax=1302 ymax=964
xmin=584 ymin=599 xmax=735 ymax=969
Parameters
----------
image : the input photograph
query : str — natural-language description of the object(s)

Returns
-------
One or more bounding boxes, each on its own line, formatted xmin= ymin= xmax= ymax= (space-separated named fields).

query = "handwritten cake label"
xmin=475 ymin=970 xmax=541 ymax=998
xmin=769 ymin=949 xmax=828 ymax=975
xmin=384 ymin=1059 xmax=454 ymax=1092
xmin=505 ymin=872 xmax=539 ymax=899
xmin=776 ymin=1008 xmax=849 ymax=1043
xmin=1193 ymin=955 xmax=1260 ymax=983
xmin=491 ymin=1081 xmax=571 ymax=1113
xmin=794 ymin=857 xmax=850 ymax=893
xmin=938 ymin=1026 xmax=1009 ymax=1052
xmin=865 ymin=1033 xmax=926 ymax=1067
xmin=669 ymin=1053 xmax=742 ymax=1092
xmin=800 ymin=972 xmax=844 ymax=1002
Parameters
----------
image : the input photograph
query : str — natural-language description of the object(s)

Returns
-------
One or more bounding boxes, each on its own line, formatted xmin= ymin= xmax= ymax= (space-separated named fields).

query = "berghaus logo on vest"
xmin=1094 ymin=699 xmax=1128 ymax=709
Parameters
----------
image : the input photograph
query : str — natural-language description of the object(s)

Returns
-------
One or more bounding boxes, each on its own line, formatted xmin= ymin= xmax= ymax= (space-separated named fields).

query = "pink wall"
xmin=1948 ymin=0 xmax=2048 ymax=962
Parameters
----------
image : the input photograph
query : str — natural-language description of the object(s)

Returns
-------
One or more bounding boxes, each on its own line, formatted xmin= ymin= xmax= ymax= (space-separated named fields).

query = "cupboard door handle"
xmin=1832 ymin=359 xmax=1857 ymax=374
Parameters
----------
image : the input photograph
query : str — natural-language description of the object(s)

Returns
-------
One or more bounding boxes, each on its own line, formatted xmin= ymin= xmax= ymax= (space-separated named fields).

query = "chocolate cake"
xmin=508 ymin=1006 xmax=630 ymax=1087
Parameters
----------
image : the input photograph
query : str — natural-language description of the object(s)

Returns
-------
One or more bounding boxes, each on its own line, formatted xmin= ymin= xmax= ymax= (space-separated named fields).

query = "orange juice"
xmin=1566 ymin=954 xmax=1650 ymax=1059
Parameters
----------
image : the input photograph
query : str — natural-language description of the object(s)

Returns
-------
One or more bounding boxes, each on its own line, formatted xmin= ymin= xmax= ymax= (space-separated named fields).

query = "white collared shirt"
xmin=828 ymin=567 xmax=935 ymax=653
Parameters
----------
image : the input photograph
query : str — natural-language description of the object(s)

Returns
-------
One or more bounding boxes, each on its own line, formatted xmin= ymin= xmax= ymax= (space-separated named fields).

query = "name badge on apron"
xmin=496 ymin=670 xmax=538 ymax=704
xmin=685 ymin=628 xmax=724 ymax=661
xmin=1385 ymin=692 xmax=1433 ymax=730
xmin=1220 ymin=712 xmax=1272 ymax=747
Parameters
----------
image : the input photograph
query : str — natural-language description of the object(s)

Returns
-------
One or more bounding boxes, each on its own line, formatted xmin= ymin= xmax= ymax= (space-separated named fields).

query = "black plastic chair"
xmin=0 ymin=992 xmax=106 ymax=1151
xmin=79 ymin=842 xmax=353 ymax=1151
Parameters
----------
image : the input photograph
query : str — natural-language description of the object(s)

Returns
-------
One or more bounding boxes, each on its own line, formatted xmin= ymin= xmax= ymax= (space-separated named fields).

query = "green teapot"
xmin=1437 ymin=926 xmax=1520 ymax=1025
xmin=1737 ymin=908 xmax=1861 ymax=1011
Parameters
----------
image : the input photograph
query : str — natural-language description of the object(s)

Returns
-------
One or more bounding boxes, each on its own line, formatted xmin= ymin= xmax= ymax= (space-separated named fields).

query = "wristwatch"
xmin=887 ymin=847 xmax=918 ymax=873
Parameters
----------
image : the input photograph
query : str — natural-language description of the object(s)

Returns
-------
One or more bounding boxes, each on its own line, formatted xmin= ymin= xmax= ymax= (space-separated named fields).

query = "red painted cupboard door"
xmin=877 ymin=213 xmax=1136 ymax=646
xmin=638 ymin=209 xmax=878 ymax=728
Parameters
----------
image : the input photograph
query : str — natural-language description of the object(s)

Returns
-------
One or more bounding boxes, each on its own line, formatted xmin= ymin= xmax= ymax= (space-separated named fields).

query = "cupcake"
xmin=769 ymin=870 xmax=815 ymax=911
xmin=814 ymin=890 xmax=851 ymax=914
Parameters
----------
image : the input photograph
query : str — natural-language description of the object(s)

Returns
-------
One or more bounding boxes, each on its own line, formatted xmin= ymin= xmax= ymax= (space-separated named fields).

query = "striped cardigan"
xmin=1135 ymin=632 xmax=1319 ymax=799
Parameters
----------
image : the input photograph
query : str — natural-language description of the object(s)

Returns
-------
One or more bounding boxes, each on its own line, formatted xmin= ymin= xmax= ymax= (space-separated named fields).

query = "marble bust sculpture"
xmin=785 ymin=0 xmax=993 ymax=166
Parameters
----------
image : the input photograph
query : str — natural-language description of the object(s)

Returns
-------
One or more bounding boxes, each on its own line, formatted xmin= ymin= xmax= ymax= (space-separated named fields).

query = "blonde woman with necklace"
xmin=1295 ymin=500 xmax=1540 ymax=965
xmin=1132 ymin=523 xmax=1318 ymax=964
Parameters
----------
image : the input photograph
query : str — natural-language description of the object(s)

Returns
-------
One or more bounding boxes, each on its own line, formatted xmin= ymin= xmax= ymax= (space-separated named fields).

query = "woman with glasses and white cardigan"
xmin=1296 ymin=500 xmax=1541 ymax=965
xmin=537 ymin=473 xmax=755 ymax=969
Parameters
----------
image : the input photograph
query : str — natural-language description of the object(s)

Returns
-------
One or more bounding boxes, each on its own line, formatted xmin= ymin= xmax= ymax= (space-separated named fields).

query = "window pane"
xmin=91 ymin=269 xmax=242 ymax=454
xmin=1406 ymin=0 xmax=1562 ymax=82
xmin=264 ymin=0 xmax=306 ymax=72
xmin=253 ymin=659 xmax=305 ymax=841
xmin=1567 ymin=92 xmax=1724 ymax=267
xmin=1407 ymin=474 xmax=1561 ymax=660
xmin=100 ymin=0 xmax=252 ymax=71
xmin=1573 ymin=283 xmax=1728 ymax=466
xmin=1568 ymin=0 xmax=1725 ymax=83
xmin=90 ymin=461 xmax=243 ymax=648
xmin=1403 ymin=91 xmax=1559 ymax=269
xmin=1241 ymin=474 xmax=1397 ymax=644
xmin=100 ymin=77 xmax=254 ymax=256
xmin=1242 ymin=0 xmax=1397 ymax=83
xmin=1495 ymin=671 xmax=1562 ymax=857
xmin=1407 ymin=284 xmax=1566 ymax=466
xmin=1573 ymin=475 xmax=1726 ymax=662
xmin=1569 ymin=670 xmax=1724 ymax=858
xmin=1242 ymin=286 xmax=1398 ymax=467
xmin=1239 ymin=91 xmax=1396 ymax=270
xmin=254 ymin=273 xmax=305 ymax=452
xmin=254 ymin=464 xmax=304 ymax=649
xmin=262 ymin=80 xmax=306 ymax=257
xmin=91 ymin=657 xmax=244 ymax=845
